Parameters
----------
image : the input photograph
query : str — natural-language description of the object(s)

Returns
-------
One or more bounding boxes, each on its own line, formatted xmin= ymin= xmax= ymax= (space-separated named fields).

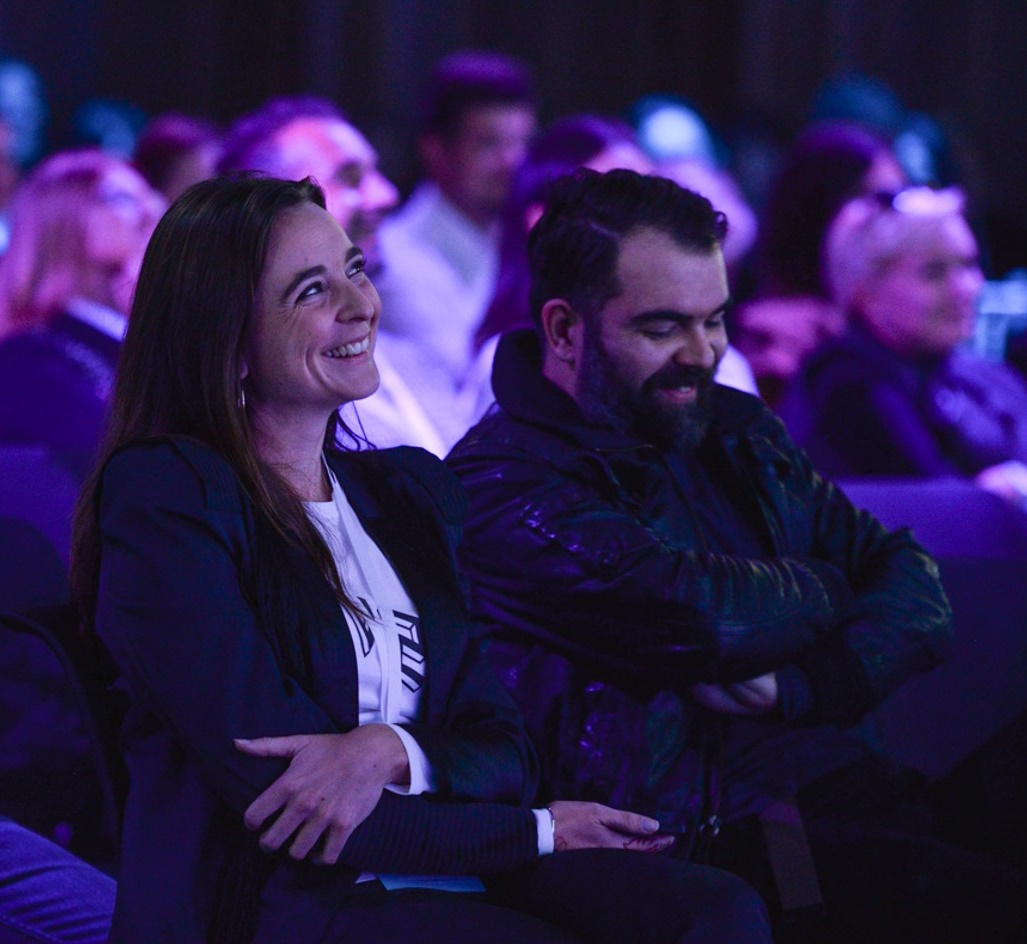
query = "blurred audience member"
xmin=373 ymin=51 xmax=536 ymax=452
xmin=218 ymin=96 xmax=397 ymax=272
xmin=0 ymin=59 xmax=47 ymax=168
xmin=734 ymin=122 xmax=906 ymax=405
xmin=134 ymin=112 xmax=220 ymax=201
xmin=0 ymin=117 xmax=20 ymax=255
xmin=658 ymin=158 xmax=757 ymax=284
xmin=476 ymin=114 xmax=651 ymax=353
xmin=72 ymin=98 xmax=146 ymax=159
xmin=780 ymin=187 xmax=1027 ymax=508
xmin=0 ymin=59 xmax=49 ymax=256
xmin=0 ymin=150 xmax=164 ymax=465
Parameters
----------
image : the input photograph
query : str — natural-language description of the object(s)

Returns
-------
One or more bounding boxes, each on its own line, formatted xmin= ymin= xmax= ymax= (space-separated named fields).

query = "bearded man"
xmin=447 ymin=169 xmax=1026 ymax=943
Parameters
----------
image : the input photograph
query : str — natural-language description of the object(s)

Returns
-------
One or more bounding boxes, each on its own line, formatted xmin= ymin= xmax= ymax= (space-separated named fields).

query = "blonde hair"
xmin=0 ymin=149 xmax=131 ymax=336
xmin=824 ymin=187 xmax=967 ymax=313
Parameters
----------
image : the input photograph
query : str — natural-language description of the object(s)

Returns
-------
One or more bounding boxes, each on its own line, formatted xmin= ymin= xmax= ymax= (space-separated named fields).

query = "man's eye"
xmin=641 ymin=323 xmax=676 ymax=339
xmin=706 ymin=316 xmax=725 ymax=329
xmin=346 ymin=256 xmax=367 ymax=279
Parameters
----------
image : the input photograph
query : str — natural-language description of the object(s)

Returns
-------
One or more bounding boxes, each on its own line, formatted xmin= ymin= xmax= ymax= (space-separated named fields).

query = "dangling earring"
xmin=238 ymin=382 xmax=247 ymax=412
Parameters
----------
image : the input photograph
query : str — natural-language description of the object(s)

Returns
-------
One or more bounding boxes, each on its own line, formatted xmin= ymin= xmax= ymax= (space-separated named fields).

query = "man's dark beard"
xmin=577 ymin=329 xmax=716 ymax=451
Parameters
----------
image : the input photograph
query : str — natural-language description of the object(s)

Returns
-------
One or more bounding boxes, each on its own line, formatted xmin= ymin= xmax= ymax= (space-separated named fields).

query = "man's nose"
xmin=673 ymin=330 xmax=717 ymax=369
xmin=362 ymin=171 xmax=398 ymax=214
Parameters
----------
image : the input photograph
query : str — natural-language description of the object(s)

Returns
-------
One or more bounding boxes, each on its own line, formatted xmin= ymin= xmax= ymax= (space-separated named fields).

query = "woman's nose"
xmin=337 ymin=281 xmax=378 ymax=323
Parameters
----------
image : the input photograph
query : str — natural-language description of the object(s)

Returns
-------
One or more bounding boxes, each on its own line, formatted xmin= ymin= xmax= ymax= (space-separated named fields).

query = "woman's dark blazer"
xmin=94 ymin=436 xmax=541 ymax=943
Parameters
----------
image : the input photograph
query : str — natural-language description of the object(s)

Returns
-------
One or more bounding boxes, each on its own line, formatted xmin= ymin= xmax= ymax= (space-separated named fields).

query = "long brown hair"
xmin=71 ymin=174 xmax=357 ymax=641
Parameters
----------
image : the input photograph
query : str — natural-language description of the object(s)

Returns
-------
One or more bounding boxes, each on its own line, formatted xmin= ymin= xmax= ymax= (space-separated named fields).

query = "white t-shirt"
xmin=305 ymin=466 xmax=433 ymax=796
xmin=305 ymin=462 xmax=553 ymax=865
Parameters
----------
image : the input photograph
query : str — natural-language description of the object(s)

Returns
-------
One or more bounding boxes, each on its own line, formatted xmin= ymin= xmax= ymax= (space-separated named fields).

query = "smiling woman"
xmin=67 ymin=175 xmax=770 ymax=944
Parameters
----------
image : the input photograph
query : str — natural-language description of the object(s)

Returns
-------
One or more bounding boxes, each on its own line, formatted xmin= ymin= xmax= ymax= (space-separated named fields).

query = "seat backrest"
xmin=0 ymin=444 xmax=85 ymax=567
xmin=0 ymin=515 xmax=69 ymax=610
xmin=839 ymin=477 xmax=1027 ymax=559
xmin=0 ymin=605 xmax=126 ymax=868
xmin=839 ymin=478 xmax=1027 ymax=778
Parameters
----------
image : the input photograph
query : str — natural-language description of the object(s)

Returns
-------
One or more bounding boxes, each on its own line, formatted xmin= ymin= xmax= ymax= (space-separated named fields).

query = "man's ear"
xmin=541 ymin=298 xmax=584 ymax=367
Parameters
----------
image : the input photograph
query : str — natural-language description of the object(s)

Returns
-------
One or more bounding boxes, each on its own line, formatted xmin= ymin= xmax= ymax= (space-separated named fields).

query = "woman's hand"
xmin=547 ymin=801 xmax=675 ymax=853
xmin=235 ymin=725 xmax=409 ymax=865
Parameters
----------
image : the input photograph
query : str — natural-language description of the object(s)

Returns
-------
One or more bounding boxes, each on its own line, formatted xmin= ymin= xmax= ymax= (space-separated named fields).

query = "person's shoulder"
xmin=710 ymin=384 xmax=806 ymax=456
xmin=805 ymin=331 xmax=892 ymax=381
xmin=448 ymin=403 xmax=564 ymax=466
xmin=102 ymin=437 xmax=242 ymax=514
xmin=711 ymin=383 xmax=775 ymax=428
xmin=329 ymin=445 xmax=466 ymax=524
xmin=378 ymin=185 xmax=437 ymax=245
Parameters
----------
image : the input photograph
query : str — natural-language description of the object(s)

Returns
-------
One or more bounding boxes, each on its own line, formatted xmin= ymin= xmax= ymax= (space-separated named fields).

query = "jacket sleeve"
xmin=449 ymin=440 xmax=854 ymax=687
xmin=450 ymin=414 xmax=951 ymax=721
xmin=96 ymin=442 xmax=539 ymax=875
xmin=780 ymin=430 xmax=952 ymax=723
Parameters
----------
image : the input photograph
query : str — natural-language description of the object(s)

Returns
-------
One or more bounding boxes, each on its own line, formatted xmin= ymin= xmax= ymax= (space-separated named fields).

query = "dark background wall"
xmin=2 ymin=0 xmax=1025 ymax=270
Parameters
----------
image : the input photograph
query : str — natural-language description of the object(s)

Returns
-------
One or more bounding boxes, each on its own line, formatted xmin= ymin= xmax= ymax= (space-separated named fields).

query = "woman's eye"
xmin=298 ymin=281 xmax=326 ymax=300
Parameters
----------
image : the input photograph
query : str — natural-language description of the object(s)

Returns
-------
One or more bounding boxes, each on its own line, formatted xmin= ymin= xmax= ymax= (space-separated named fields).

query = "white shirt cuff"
xmin=533 ymin=807 xmax=555 ymax=855
xmin=383 ymin=724 xmax=434 ymax=795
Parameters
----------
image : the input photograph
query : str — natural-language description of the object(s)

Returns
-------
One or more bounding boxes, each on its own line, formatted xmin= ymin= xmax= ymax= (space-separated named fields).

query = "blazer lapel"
xmin=327 ymin=452 xmax=466 ymax=724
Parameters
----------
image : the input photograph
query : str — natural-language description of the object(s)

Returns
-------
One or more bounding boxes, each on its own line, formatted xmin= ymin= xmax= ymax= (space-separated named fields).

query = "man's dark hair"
xmin=420 ymin=50 xmax=535 ymax=139
xmin=528 ymin=167 xmax=728 ymax=325
xmin=216 ymin=95 xmax=345 ymax=173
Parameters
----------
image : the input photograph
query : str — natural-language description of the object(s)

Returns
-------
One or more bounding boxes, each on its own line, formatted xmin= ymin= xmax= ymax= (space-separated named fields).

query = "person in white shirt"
xmin=374 ymin=51 xmax=538 ymax=453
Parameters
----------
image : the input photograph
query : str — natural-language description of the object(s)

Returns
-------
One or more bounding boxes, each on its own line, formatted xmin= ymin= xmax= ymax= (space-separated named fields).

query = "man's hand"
xmin=547 ymin=800 xmax=676 ymax=853
xmin=690 ymin=672 xmax=779 ymax=717
xmin=235 ymin=725 xmax=409 ymax=865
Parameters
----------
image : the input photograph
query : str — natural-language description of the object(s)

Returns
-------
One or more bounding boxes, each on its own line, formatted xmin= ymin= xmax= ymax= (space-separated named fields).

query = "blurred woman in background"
xmin=733 ymin=121 xmax=906 ymax=405
xmin=0 ymin=149 xmax=163 ymax=461
xmin=780 ymin=186 xmax=1027 ymax=507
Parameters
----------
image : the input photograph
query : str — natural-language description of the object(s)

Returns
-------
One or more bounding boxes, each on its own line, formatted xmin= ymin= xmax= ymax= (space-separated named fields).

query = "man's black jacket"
xmin=447 ymin=329 xmax=952 ymax=822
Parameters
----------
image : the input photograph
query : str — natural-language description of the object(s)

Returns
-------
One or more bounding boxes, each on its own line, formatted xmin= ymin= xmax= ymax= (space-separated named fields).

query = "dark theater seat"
xmin=840 ymin=479 xmax=1027 ymax=778
xmin=0 ymin=445 xmax=84 ymax=568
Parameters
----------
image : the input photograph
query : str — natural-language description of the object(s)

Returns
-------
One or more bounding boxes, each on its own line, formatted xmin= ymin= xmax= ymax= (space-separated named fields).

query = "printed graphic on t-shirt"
xmin=395 ymin=610 xmax=425 ymax=693
xmin=351 ymin=597 xmax=377 ymax=657
xmin=347 ymin=599 xmax=424 ymax=695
